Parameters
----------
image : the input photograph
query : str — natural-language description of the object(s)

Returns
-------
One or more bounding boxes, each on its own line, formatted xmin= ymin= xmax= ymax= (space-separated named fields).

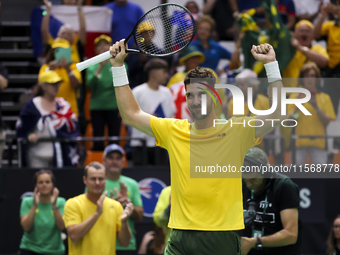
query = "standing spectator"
xmin=190 ymin=15 xmax=240 ymax=72
xmin=293 ymin=0 xmax=329 ymax=23
xmin=185 ymin=1 xmax=200 ymax=19
xmin=131 ymin=59 xmax=176 ymax=166
xmin=326 ymin=215 xmax=340 ymax=255
xmin=104 ymin=0 xmax=143 ymax=48
xmin=202 ymin=0 xmax=236 ymax=40
xmin=275 ymin=0 xmax=297 ymax=30
xmin=39 ymin=38 xmax=82 ymax=117
xmin=0 ymin=62 xmax=8 ymax=167
xmin=102 ymin=144 xmax=144 ymax=255
xmin=153 ymin=186 xmax=171 ymax=248
xmin=86 ymin=35 xmax=122 ymax=151
xmin=16 ymin=71 xmax=79 ymax=168
xmin=314 ymin=1 xmax=340 ymax=114
xmin=64 ymin=162 xmax=134 ymax=255
xmin=41 ymin=0 xmax=86 ymax=63
xmin=19 ymin=170 xmax=65 ymax=255
xmin=282 ymin=19 xmax=329 ymax=88
xmin=288 ymin=62 xmax=336 ymax=165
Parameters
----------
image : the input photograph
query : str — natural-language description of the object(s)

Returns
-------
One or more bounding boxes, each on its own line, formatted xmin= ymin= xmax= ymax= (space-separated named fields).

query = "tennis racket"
xmin=76 ymin=3 xmax=196 ymax=72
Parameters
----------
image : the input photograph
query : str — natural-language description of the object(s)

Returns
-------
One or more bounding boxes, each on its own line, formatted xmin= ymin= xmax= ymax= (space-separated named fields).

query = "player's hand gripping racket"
xmin=76 ymin=3 xmax=195 ymax=72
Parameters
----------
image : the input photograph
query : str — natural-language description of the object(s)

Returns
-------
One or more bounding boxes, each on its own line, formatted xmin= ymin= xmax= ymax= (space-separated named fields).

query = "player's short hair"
xmin=84 ymin=162 xmax=105 ymax=177
xmin=33 ymin=169 xmax=55 ymax=186
xmin=196 ymin=15 xmax=216 ymax=33
xmin=184 ymin=67 xmax=216 ymax=90
xmin=144 ymin=58 xmax=168 ymax=75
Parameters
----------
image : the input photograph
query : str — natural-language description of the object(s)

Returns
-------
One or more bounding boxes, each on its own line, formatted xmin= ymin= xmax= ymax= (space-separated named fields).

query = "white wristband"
xmin=111 ymin=66 xmax=129 ymax=87
xmin=264 ymin=61 xmax=282 ymax=83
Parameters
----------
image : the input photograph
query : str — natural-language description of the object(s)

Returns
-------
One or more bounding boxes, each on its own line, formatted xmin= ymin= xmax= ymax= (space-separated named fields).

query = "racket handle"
xmin=76 ymin=51 xmax=112 ymax=72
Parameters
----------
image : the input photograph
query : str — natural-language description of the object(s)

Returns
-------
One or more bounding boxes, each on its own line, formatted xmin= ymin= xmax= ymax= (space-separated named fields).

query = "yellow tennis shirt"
xmin=150 ymin=116 xmax=262 ymax=231
xmin=63 ymin=194 xmax=123 ymax=255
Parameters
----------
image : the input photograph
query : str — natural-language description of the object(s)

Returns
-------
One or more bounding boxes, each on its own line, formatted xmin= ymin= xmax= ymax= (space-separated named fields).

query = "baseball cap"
xmin=244 ymin=147 xmax=269 ymax=167
xmin=179 ymin=45 xmax=205 ymax=65
xmin=94 ymin=35 xmax=112 ymax=46
xmin=103 ymin=144 xmax=124 ymax=157
xmin=38 ymin=70 xmax=63 ymax=84
xmin=51 ymin=38 xmax=71 ymax=49
xmin=137 ymin=21 xmax=155 ymax=34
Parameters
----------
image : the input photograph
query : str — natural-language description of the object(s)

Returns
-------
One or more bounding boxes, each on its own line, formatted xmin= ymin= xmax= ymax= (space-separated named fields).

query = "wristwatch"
xmin=256 ymin=237 xmax=262 ymax=248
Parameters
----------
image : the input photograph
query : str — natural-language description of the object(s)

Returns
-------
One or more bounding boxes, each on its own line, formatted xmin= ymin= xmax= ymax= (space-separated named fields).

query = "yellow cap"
xmin=137 ymin=21 xmax=155 ymax=34
xmin=38 ymin=70 xmax=63 ymax=84
xmin=295 ymin=20 xmax=314 ymax=30
xmin=51 ymin=38 xmax=70 ymax=49
xmin=94 ymin=35 xmax=112 ymax=45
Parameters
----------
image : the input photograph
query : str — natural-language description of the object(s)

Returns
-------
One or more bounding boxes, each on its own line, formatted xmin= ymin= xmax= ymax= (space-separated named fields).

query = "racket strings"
xmin=135 ymin=4 xmax=194 ymax=56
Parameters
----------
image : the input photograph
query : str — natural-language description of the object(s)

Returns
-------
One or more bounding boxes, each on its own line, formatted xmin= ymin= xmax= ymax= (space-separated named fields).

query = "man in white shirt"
xmin=130 ymin=58 xmax=176 ymax=165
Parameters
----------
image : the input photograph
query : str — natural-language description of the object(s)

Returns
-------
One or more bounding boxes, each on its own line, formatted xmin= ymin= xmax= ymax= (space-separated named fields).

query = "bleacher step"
xmin=8 ymin=74 xmax=38 ymax=84
xmin=0 ymin=49 xmax=33 ymax=58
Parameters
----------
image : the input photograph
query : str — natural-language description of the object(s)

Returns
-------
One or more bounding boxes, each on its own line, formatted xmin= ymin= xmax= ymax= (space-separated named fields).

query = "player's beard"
xmin=189 ymin=102 xmax=213 ymax=120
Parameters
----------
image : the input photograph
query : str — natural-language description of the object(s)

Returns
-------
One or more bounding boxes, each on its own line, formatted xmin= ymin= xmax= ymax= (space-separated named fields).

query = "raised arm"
xmin=109 ymin=40 xmax=155 ymax=138
xmin=77 ymin=0 xmax=86 ymax=45
xmin=251 ymin=44 xmax=284 ymax=138
xmin=41 ymin=0 xmax=52 ymax=45
xmin=314 ymin=5 xmax=328 ymax=40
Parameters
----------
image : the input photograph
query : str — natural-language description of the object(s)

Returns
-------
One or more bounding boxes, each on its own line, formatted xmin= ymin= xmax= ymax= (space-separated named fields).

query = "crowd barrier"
xmin=0 ymin=167 xmax=340 ymax=254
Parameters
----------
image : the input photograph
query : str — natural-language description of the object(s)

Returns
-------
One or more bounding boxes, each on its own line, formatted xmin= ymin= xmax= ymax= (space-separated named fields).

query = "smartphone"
xmin=55 ymin=47 xmax=72 ymax=64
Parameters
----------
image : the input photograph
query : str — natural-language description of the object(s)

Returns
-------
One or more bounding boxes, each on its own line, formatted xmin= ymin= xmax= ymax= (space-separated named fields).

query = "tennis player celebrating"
xmin=110 ymin=39 xmax=283 ymax=255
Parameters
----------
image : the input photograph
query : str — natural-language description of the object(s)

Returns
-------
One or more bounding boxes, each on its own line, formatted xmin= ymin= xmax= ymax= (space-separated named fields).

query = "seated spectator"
xmin=326 ymin=215 xmax=340 ymax=255
xmin=42 ymin=0 xmax=86 ymax=63
xmin=153 ymin=186 xmax=171 ymax=249
xmin=19 ymin=170 xmax=65 ymax=255
xmin=282 ymin=19 xmax=329 ymax=88
xmin=288 ymin=62 xmax=336 ymax=165
xmin=138 ymin=226 xmax=165 ymax=255
xmin=202 ymin=0 xmax=237 ymax=40
xmin=0 ymin=62 xmax=8 ymax=167
xmin=190 ymin=15 xmax=240 ymax=72
xmin=86 ymin=35 xmax=122 ymax=151
xmin=167 ymin=45 xmax=205 ymax=91
xmin=275 ymin=0 xmax=297 ymax=30
xmin=39 ymin=38 xmax=81 ymax=116
xmin=314 ymin=2 xmax=340 ymax=114
xmin=16 ymin=71 xmax=79 ymax=168
xmin=131 ymin=58 xmax=176 ymax=165
xmin=227 ymin=69 xmax=269 ymax=119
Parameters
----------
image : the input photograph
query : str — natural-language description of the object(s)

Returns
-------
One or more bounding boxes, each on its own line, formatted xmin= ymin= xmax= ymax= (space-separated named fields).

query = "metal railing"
xmin=15 ymin=136 xmax=148 ymax=168
xmin=290 ymin=135 xmax=340 ymax=164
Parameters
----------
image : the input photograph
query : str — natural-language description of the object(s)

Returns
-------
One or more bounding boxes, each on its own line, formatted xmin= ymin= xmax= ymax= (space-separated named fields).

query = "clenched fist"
xmin=251 ymin=44 xmax=276 ymax=64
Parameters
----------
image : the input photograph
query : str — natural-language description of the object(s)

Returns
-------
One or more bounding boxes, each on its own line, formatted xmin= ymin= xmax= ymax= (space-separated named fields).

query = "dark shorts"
xmin=165 ymin=229 xmax=241 ymax=255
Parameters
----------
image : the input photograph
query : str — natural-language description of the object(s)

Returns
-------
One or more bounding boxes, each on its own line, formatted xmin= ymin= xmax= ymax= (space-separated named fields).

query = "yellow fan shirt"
xmin=63 ymin=194 xmax=123 ymax=255
xmin=288 ymin=92 xmax=336 ymax=149
xmin=150 ymin=116 xmax=262 ymax=231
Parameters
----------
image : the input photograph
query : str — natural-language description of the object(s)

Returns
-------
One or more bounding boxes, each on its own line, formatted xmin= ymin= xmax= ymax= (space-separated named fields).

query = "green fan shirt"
xmin=19 ymin=196 xmax=66 ymax=255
